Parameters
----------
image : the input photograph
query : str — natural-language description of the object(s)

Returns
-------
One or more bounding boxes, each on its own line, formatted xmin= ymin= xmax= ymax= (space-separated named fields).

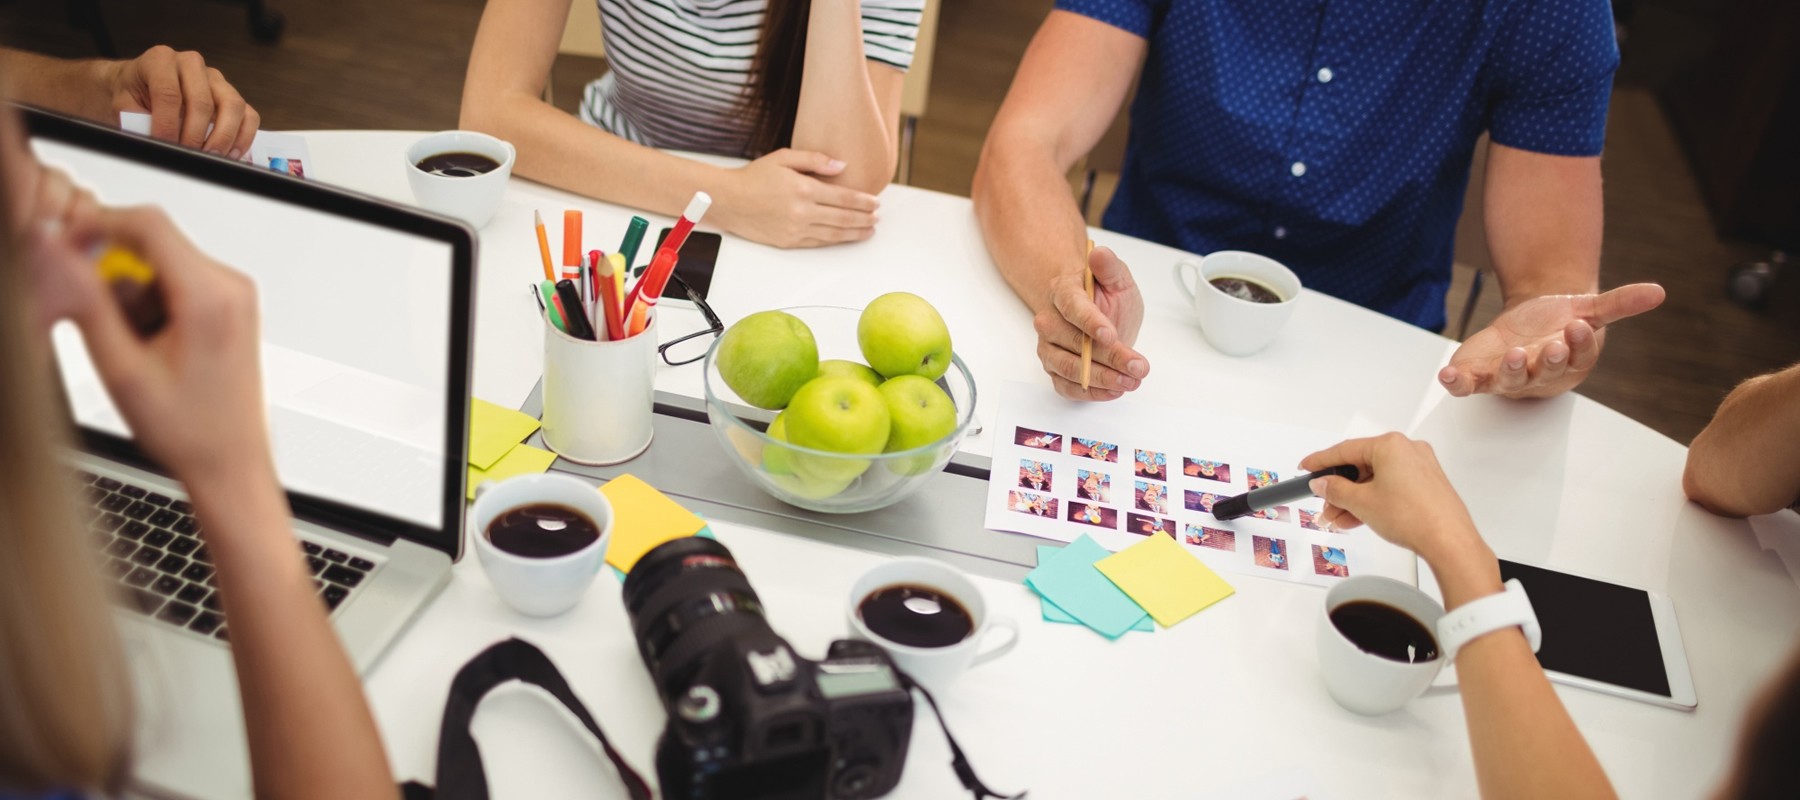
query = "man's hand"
xmin=105 ymin=45 xmax=259 ymax=158
xmin=1438 ymin=283 xmax=1665 ymax=399
xmin=1034 ymin=245 xmax=1149 ymax=401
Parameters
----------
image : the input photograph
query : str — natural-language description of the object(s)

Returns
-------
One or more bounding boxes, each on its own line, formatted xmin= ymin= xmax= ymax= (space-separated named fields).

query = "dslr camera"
xmin=623 ymin=537 xmax=915 ymax=800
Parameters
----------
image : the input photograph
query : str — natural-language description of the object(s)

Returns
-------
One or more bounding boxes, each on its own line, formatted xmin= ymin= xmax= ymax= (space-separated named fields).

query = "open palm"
xmin=1441 ymin=284 xmax=1665 ymax=399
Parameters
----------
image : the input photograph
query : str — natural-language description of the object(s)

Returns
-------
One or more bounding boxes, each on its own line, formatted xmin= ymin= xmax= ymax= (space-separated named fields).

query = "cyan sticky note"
xmin=1035 ymin=546 xmax=1153 ymax=633
xmin=1025 ymin=535 xmax=1150 ymax=639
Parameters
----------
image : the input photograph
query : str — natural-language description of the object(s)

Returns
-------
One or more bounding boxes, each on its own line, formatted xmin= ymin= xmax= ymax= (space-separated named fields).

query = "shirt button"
xmin=1317 ymin=67 xmax=1334 ymax=83
xmin=1273 ymin=226 xmax=1288 ymax=239
xmin=1291 ymin=161 xmax=1307 ymax=177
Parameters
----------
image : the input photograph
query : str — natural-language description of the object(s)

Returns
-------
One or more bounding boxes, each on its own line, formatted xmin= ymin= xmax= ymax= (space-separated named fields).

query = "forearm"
xmin=1685 ymin=364 xmax=1800 ymax=516
xmin=1484 ymin=144 xmax=1604 ymax=306
xmin=187 ymin=465 xmax=396 ymax=799
xmin=1422 ymin=537 xmax=1614 ymax=800
xmin=791 ymin=0 xmax=899 ymax=192
xmin=0 ymin=49 xmax=115 ymax=123
xmin=971 ymin=136 xmax=1090 ymax=315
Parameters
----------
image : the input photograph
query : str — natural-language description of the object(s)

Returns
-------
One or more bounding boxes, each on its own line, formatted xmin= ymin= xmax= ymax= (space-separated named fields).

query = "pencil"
xmin=1080 ymin=239 xmax=1094 ymax=391
xmin=534 ymin=210 xmax=555 ymax=282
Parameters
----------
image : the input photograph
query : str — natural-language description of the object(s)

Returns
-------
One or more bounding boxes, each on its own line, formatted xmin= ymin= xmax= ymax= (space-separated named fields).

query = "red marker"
xmin=662 ymin=192 xmax=712 ymax=256
xmin=623 ymin=248 xmax=678 ymax=337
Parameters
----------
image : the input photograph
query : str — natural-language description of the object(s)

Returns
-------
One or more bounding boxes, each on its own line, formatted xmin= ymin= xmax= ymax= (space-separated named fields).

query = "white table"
xmin=302 ymin=131 xmax=1800 ymax=799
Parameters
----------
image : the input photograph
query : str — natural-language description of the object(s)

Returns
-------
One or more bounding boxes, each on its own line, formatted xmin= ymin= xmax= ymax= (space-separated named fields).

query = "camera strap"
xmin=899 ymin=673 xmax=1027 ymax=800
xmin=400 ymin=638 xmax=652 ymax=800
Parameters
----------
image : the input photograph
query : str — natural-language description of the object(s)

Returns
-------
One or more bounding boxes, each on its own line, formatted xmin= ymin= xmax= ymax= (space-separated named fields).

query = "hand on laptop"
xmin=106 ymin=45 xmax=261 ymax=158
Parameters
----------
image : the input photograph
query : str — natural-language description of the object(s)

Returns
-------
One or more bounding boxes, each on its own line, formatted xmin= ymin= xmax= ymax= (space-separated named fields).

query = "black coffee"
xmin=1210 ymin=276 xmax=1283 ymax=304
xmin=485 ymin=503 xmax=600 ymax=558
xmin=1330 ymin=600 xmax=1440 ymax=664
xmin=858 ymin=584 xmax=975 ymax=648
xmin=415 ymin=151 xmax=501 ymax=178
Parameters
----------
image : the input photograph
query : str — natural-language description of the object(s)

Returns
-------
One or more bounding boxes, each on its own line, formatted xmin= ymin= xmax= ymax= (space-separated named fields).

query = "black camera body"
xmin=623 ymin=537 xmax=915 ymax=800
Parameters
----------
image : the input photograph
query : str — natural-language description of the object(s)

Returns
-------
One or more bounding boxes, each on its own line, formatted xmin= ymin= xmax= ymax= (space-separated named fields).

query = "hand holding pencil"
xmin=1033 ymin=243 xmax=1149 ymax=402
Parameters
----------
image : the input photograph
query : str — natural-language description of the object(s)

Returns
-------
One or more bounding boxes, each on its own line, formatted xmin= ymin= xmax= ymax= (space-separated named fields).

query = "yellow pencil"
xmin=608 ymin=252 xmax=628 ymax=317
xmin=533 ymin=210 xmax=555 ymax=282
xmin=1080 ymin=239 xmax=1094 ymax=391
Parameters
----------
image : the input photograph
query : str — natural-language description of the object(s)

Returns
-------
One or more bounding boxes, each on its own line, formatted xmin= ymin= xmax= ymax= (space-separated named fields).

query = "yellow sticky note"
xmin=469 ymin=398 xmax=542 ymax=471
xmin=1094 ymin=533 xmax=1235 ymax=628
xmin=466 ymin=443 xmax=557 ymax=500
xmin=600 ymin=474 xmax=706 ymax=573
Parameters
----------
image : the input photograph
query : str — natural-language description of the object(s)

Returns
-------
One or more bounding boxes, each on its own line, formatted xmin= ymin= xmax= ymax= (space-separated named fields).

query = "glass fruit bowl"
xmin=702 ymin=305 xmax=978 ymax=514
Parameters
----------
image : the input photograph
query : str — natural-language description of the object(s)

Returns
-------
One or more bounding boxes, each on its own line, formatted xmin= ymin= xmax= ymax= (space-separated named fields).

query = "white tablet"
xmin=1418 ymin=557 xmax=1697 ymax=710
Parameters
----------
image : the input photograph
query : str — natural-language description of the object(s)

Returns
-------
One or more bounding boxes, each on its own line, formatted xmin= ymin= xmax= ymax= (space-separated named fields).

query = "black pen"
xmin=1211 ymin=465 xmax=1360 ymax=521
xmin=554 ymin=279 xmax=597 ymax=340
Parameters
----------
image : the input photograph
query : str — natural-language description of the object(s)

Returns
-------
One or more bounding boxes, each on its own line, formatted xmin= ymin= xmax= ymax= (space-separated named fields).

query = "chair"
xmin=895 ymin=0 xmax=940 ymax=185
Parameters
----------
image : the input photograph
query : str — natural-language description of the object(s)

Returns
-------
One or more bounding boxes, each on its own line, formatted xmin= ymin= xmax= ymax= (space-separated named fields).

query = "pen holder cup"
xmin=541 ymin=314 xmax=656 ymax=465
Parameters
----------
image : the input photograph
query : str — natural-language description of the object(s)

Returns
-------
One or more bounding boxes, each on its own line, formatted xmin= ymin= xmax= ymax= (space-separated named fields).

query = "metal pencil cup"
xmin=541 ymin=313 xmax=655 ymax=465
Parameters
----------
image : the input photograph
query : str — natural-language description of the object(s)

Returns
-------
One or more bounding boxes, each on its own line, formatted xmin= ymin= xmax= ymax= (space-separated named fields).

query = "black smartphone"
xmin=648 ymin=228 xmax=720 ymax=304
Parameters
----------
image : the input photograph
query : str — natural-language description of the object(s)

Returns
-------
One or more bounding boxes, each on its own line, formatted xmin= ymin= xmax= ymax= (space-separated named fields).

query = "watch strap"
xmin=1436 ymin=578 xmax=1541 ymax=663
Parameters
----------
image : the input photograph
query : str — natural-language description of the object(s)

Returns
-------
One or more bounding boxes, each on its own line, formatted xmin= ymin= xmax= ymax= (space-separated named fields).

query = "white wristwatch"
xmin=1436 ymin=578 xmax=1541 ymax=663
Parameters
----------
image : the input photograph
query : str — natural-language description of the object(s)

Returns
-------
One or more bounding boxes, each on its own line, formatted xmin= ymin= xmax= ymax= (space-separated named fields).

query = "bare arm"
xmin=0 ymin=46 xmax=258 ymax=155
xmin=460 ymin=0 xmax=879 ymax=248
xmin=972 ymin=11 xmax=1149 ymax=400
xmin=790 ymin=1 xmax=907 ymax=193
xmin=1684 ymin=362 xmax=1800 ymax=517
xmin=1304 ymin=435 xmax=1615 ymax=800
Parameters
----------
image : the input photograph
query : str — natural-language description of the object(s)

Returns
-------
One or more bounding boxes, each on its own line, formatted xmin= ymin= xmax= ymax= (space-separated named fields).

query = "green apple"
xmin=715 ymin=311 xmax=819 ymax=409
xmin=762 ymin=411 xmax=795 ymax=475
xmin=879 ymin=375 xmax=957 ymax=475
xmin=783 ymin=376 xmax=891 ymax=484
xmin=766 ymin=471 xmax=856 ymax=502
xmin=818 ymin=359 xmax=882 ymax=388
xmin=857 ymin=292 xmax=953 ymax=380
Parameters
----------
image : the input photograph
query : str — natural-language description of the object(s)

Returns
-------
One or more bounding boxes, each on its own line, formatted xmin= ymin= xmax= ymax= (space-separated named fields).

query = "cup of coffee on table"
xmin=1317 ymin=575 xmax=1447 ymax=715
xmin=1172 ymin=250 xmax=1301 ymax=357
xmin=404 ymin=130 xmax=515 ymax=228
xmin=470 ymin=473 xmax=612 ymax=616
xmin=847 ymin=558 xmax=1018 ymax=694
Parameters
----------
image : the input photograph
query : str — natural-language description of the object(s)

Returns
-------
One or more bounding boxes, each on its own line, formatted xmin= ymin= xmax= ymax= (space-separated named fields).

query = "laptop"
xmin=23 ymin=108 xmax=475 ymax=799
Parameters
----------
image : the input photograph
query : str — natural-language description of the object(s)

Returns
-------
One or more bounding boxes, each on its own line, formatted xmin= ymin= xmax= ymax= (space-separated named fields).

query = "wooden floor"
xmin=3 ymin=0 xmax=1793 ymax=444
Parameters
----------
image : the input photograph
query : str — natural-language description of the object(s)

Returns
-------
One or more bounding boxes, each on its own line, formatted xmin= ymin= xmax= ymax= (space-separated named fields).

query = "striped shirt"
xmin=579 ymin=0 xmax=923 ymax=157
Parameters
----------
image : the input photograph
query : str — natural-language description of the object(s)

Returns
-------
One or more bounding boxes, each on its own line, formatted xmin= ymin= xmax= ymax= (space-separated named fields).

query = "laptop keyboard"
xmin=80 ymin=470 xmax=377 ymax=642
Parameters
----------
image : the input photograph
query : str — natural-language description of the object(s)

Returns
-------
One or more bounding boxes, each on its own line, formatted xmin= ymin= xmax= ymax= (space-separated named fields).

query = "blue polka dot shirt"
xmin=1058 ymin=0 xmax=1620 ymax=330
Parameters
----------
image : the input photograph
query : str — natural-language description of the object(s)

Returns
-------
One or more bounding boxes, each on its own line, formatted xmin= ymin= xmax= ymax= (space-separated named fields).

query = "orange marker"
xmin=561 ymin=210 xmax=582 ymax=282
xmin=533 ymin=210 xmax=555 ymax=282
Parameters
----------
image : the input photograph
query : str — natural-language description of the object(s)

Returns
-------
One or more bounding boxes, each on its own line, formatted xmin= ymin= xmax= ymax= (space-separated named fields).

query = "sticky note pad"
xmin=1095 ymin=533 xmax=1235 ymax=628
xmin=1035 ymin=546 xmax=1153 ymax=632
xmin=600 ymin=474 xmax=707 ymax=573
xmin=469 ymin=398 xmax=542 ymax=470
xmin=466 ymin=443 xmax=556 ymax=500
xmin=1025 ymin=535 xmax=1150 ymax=639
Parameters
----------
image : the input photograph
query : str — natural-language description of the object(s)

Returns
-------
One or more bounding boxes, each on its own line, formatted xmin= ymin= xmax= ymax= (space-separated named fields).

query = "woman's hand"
xmin=31 ymin=205 xmax=274 ymax=490
xmin=711 ymin=148 xmax=880 ymax=248
xmin=1298 ymin=433 xmax=1484 ymax=561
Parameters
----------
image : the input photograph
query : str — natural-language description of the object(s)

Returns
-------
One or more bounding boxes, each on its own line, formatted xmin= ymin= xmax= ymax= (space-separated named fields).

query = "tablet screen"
xmin=1500 ymin=560 xmax=1671 ymax=697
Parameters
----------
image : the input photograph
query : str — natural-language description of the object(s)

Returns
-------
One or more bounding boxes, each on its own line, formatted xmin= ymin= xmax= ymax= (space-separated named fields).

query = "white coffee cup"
xmin=1317 ymin=575 xmax=1447 ymax=715
xmin=404 ymin=130 xmax=516 ymax=228
xmin=469 ymin=473 xmax=612 ymax=617
xmin=846 ymin=558 xmax=1018 ymax=695
xmin=1172 ymin=250 xmax=1302 ymax=356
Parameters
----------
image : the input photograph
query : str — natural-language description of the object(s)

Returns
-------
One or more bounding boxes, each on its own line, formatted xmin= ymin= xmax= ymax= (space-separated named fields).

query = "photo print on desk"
xmin=1015 ymin=426 xmax=1062 ymax=453
xmin=1072 ymin=438 xmax=1119 ymax=463
xmin=1007 ymin=490 xmax=1058 ymax=518
xmin=1246 ymin=468 xmax=1279 ymax=490
xmin=1299 ymin=509 xmax=1323 ymax=531
xmin=1253 ymin=536 xmax=1289 ymax=571
xmin=1019 ymin=459 xmax=1053 ymax=492
xmin=1312 ymin=545 xmax=1348 ymax=578
xmin=1185 ymin=525 xmax=1236 ymax=552
xmin=1253 ymin=505 xmax=1292 ymax=524
xmin=1185 ymin=490 xmax=1223 ymax=514
xmin=1184 ymin=457 xmax=1231 ymax=483
xmin=1077 ymin=470 xmax=1112 ymax=503
xmin=1127 ymin=513 xmax=1176 ymax=539
xmin=1135 ymin=481 xmax=1170 ymax=514
xmin=1067 ymin=502 xmax=1117 ymax=530
xmin=1134 ymin=449 xmax=1167 ymax=481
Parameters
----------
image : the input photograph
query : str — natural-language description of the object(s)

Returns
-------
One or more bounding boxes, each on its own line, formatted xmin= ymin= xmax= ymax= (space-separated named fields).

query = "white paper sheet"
xmin=984 ymin=380 xmax=1412 ymax=587
xmin=120 ymin=111 xmax=312 ymax=179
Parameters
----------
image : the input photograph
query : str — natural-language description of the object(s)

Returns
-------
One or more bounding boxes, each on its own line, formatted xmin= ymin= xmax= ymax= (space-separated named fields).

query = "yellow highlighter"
xmin=95 ymin=245 xmax=167 ymax=336
xmin=608 ymin=252 xmax=628 ymax=316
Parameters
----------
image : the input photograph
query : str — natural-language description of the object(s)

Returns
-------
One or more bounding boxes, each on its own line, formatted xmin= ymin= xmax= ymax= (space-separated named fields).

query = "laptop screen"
xmin=26 ymin=110 xmax=472 ymax=556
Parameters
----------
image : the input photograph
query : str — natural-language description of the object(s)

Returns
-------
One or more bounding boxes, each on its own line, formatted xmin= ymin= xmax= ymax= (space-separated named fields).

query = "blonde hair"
xmin=0 ymin=195 xmax=134 ymax=790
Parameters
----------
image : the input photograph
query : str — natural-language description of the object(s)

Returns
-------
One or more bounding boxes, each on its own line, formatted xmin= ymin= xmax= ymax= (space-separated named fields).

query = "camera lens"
xmin=622 ymin=537 xmax=774 ymax=680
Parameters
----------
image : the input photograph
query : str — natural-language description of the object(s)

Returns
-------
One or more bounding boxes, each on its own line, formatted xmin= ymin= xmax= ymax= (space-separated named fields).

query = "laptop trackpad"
xmin=122 ymin=619 xmax=253 ymax=798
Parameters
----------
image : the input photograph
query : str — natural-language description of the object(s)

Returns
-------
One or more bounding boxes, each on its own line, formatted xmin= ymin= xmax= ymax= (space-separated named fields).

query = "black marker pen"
xmin=1211 ymin=465 xmax=1361 ymax=521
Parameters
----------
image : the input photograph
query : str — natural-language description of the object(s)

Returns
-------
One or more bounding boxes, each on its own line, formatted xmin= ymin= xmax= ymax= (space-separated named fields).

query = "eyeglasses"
xmin=657 ymin=273 xmax=724 ymax=366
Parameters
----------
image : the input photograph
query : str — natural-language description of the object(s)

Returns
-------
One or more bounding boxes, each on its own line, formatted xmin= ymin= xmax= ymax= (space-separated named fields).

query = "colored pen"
xmin=618 ymin=216 xmax=648 ymax=274
xmin=534 ymin=210 xmax=556 ymax=282
xmin=561 ymin=210 xmax=583 ymax=283
xmin=1211 ymin=465 xmax=1361 ymax=521
xmin=538 ymin=280 xmax=566 ymax=333
xmin=555 ymin=279 xmax=597 ymax=340
xmin=607 ymin=252 xmax=627 ymax=317
xmin=596 ymin=253 xmax=626 ymax=341
xmin=661 ymin=192 xmax=712 ymax=259
xmin=1080 ymin=239 xmax=1094 ymax=391
xmin=95 ymin=244 xmax=167 ymax=337
xmin=624 ymin=247 xmax=678 ymax=337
